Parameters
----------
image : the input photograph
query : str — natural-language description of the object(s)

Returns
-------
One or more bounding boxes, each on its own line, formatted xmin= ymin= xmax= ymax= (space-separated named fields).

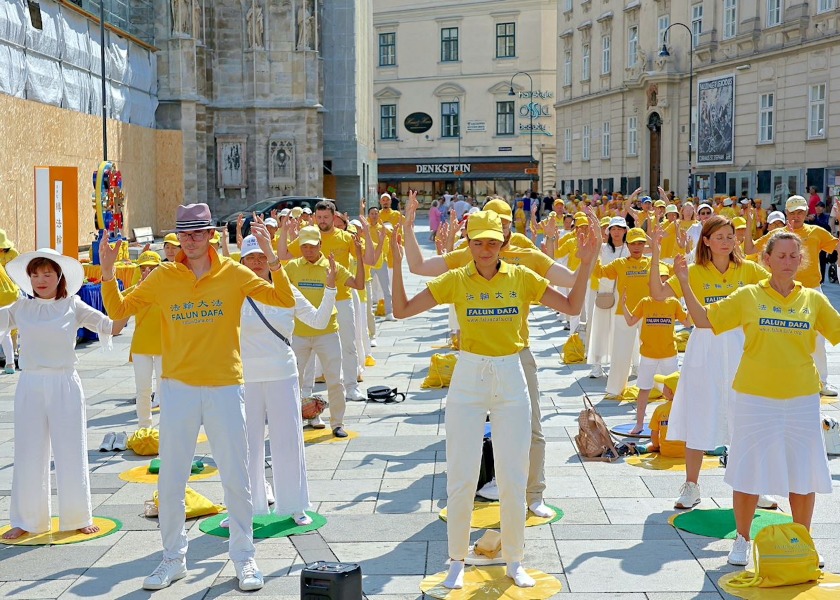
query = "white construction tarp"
xmin=62 ymin=63 xmax=91 ymax=113
xmin=0 ymin=0 xmax=26 ymax=98
xmin=61 ymin=7 xmax=89 ymax=69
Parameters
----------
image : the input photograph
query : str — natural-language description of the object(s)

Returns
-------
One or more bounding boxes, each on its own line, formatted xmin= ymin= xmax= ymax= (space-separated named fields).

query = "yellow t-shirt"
xmin=102 ymin=249 xmax=295 ymax=386
xmin=651 ymin=401 xmax=685 ymax=458
xmin=284 ymin=255 xmax=350 ymax=337
xmin=125 ymin=283 xmax=162 ymax=356
xmin=600 ymin=256 xmax=652 ymax=315
xmin=659 ymin=221 xmax=679 ymax=260
xmin=707 ymin=280 xmax=840 ymax=398
xmin=287 ymin=227 xmax=356 ymax=300
xmin=555 ymin=235 xmax=582 ymax=270
xmin=378 ymin=207 xmax=402 ymax=229
xmin=666 ymin=260 xmax=769 ymax=306
xmin=0 ymin=248 xmax=19 ymax=267
xmin=718 ymin=206 xmax=738 ymax=220
xmin=630 ymin=296 xmax=686 ymax=359
xmin=371 ymin=224 xmax=391 ymax=268
xmin=753 ymin=224 xmax=837 ymax=288
xmin=426 ymin=261 xmax=548 ymax=356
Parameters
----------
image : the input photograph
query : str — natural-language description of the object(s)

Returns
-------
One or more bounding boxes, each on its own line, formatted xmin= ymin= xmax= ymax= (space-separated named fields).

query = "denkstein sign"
xmin=415 ymin=163 xmax=472 ymax=174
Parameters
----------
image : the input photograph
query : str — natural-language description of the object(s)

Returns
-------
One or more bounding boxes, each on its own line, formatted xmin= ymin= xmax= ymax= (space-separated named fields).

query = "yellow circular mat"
xmin=420 ymin=566 xmax=561 ymax=599
xmin=303 ymin=429 xmax=358 ymax=444
xmin=719 ymin=571 xmax=840 ymax=599
xmin=0 ymin=516 xmax=121 ymax=546
xmin=625 ymin=454 xmax=721 ymax=471
xmin=118 ymin=465 xmax=219 ymax=484
xmin=439 ymin=502 xmax=563 ymax=528
xmin=196 ymin=432 xmax=208 ymax=443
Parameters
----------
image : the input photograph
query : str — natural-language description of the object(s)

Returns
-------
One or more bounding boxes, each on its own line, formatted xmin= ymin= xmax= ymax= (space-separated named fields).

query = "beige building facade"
xmin=556 ymin=0 xmax=840 ymax=204
xmin=373 ymin=0 xmax=557 ymax=201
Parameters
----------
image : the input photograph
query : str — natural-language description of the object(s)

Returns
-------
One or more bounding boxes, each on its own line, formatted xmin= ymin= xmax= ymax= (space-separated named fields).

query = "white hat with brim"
xmin=7 ymin=248 xmax=84 ymax=297
xmin=767 ymin=211 xmax=786 ymax=225
xmin=239 ymin=235 xmax=265 ymax=259
xmin=608 ymin=217 xmax=628 ymax=229
xmin=697 ymin=203 xmax=712 ymax=213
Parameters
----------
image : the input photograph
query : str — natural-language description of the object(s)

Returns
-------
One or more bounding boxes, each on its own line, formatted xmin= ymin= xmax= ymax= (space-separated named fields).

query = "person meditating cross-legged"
xmin=391 ymin=209 xmax=599 ymax=589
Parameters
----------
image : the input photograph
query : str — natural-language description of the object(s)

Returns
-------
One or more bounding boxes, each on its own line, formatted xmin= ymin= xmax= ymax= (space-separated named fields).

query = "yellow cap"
xmin=483 ymin=198 xmax=513 ymax=222
xmin=298 ymin=226 xmax=322 ymax=246
xmin=658 ymin=262 xmax=672 ymax=277
xmin=654 ymin=371 xmax=680 ymax=393
xmin=785 ymin=195 xmax=808 ymax=212
xmin=626 ymin=228 xmax=646 ymax=244
xmin=466 ymin=211 xmax=504 ymax=242
xmin=0 ymin=229 xmax=14 ymax=250
xmin=654 ymin=200 xmax=667 ymax=208
xmin=732 ymin=217 xmax=747 ymax=230
xmin=210 ymin=230 xmax=221 ymax=244
xmin=599 ymin=216 xmax=611 ymax=227
xmin=136 ymin=251 xmax=162 ymax=267
xmin=291 ymin=206 xmax=304 ymax=219
xmin=575 ymin=214 xmax=589 ymax=227
xmin=163 ymin=233 xmax=180 ymax=246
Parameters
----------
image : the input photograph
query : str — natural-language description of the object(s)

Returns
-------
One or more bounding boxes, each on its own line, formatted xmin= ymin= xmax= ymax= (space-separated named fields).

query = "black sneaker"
xmin=332 ymin=427 xmax=348 ymax=438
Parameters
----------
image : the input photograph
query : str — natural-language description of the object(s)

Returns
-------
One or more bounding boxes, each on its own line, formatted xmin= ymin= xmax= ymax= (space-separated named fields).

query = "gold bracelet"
xmin=268 ymin=257 xmax=280 ymax=268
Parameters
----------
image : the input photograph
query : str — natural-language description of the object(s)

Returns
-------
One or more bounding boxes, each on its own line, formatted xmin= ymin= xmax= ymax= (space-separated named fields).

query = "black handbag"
xmin=366 ymin=386 xmax=406 ymax=403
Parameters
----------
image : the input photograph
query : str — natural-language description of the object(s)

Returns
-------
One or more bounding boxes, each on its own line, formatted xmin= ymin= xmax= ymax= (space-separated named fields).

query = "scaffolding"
xmin=73 ymin=0 xmax=155 ymax=46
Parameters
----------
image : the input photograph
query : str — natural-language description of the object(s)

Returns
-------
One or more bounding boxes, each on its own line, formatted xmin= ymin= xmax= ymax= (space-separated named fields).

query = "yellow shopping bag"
xmin=421 ymin=353 xmax=458 ymax=388
xmin=562 ymin=333 xmax=586 ymax=364
xmin=675 ymin=330 xmax=690 ymax=352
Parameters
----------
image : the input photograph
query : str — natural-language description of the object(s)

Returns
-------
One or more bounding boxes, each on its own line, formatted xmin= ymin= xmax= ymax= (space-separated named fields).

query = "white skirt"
xmin=725 ymin=393 xmax=831 ymax=496
xmin=666 ymin=327 xmax=744 ymax=449
xmin=586 ymin=297 xmax=616 ymax=365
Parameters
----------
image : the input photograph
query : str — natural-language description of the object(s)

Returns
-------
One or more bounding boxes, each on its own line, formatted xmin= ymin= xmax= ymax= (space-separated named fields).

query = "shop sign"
xmin=466 ymin=120 xmax=486 ymax=132
xmin=498 ymin=146 xmax=513 ymax=151
xmin=415 ymin=163 xmax=472 ymax=174
xmin=519 ymin=123 xmax=553 ymax=136
xmin=519 ymin=101 xmax=551 ymax=119
xmin=518 ymin=90 xmax=554 ymax=99
xmin=404 ymin=112 xmax=433 ymax=134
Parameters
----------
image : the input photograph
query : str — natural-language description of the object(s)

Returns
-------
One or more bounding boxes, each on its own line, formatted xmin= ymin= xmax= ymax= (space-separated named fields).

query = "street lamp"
xmin=448 ymin=96 xmax=463 ymax=194
xmin=659 ymin=22 xmax=694 ymax=197
xmin=509 ymin=71 xmax=535 ymax=192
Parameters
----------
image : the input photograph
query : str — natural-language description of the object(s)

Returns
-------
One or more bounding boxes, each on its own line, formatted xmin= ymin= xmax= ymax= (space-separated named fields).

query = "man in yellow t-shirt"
xmin=128 ymin=251 xmax=164 ymax=429
xmin=285 ymin=226 xmax=363 ymax=435
xmin=101 ymin=204 xmax=295 ymax=592
xmin=369 ymin=202 xmax=398 ymax=323
xmin=378 ymin=192 xmax=403 ymax=228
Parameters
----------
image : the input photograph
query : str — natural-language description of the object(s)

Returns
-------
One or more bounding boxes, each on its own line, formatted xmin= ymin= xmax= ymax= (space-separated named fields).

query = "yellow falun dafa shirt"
xmin=284 ymin=255 xmax=350 ymax=337
xmin=658 ymin=221 xmax=680 ymax=260
xmin=508 ymin=231 xmax=538 ymax=250
xmin=651 ymin=402 xmax=686 ymax=458
xmin=630 ymin=296 xmax=687 ymax=359
xmin=427 ymin=260 xmax=549 ymax=356
xmin=599 ymin=256 xmax=652 ymax=315
xmin=555 ymin=235 xmax=582 ymax=270
xmin=666 ymin=260 xmax=769 ymax=306
xmin=753 ymin=224 xmax=838 ymax=288
xmin=123 ymin=284 xmax=162 ymax=356
xmin=378 ymin=207 xmax=402 ymax=229
xmin=102 ymin=249 xmax=295 ymax=387
xmin=287 ymin=227 xmax=356 ymax=301
xmin=707 ymin=279 xmax=840 ymax=399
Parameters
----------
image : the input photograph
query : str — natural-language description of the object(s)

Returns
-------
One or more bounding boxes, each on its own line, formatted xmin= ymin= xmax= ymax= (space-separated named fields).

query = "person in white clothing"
xmin=686 ymin=203 xmax=713 ymax=253
xmin=1 ymin=249 xmax=114 ymax=540
xmin=235 ymin=235 xmax=337 ymax=526
xmin=129 ymin=251 xmax=165 ymax=429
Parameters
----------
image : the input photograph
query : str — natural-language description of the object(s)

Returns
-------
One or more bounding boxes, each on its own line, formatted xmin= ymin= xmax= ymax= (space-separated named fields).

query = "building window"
xmin=691 ymin=4 xmax=703 ymax=48
xmin=808 ymin=83 xmax=826 ymax=138
xmin=441 ymin=101 xmax=460 ymax=138
xmin=581 ymin=44 xmax=590 ymax=81
xmin=564 ymin=50 xmax=572 ymax=86
xmin=495 ymin=22 xmax=515 ymax=58
xmin=601 ymin=35 xmax=611 ymax=74
xmin=627 ymin=26 xmax=638 ymax=67
xmin=658 ymin=15 xmax=670 ymax=44
xmin=441 ymin=27 xmax=459 ymax=62
xmin=601 ymin=121 xmax=610 ymax=158
xmin=564 ymin=0 xmax=572 ymax=12
xmin=582 ymin=125 xmax=591 ymax=160
xmin=380 ymin=104 xmax=397 ymax=139
xmin=723 ymin=0 xmax=737 ymax=39
xmin=758 ymin=93 xmax=774 ymax=143
xmin=496 ymin=101 xmax=515 ymax=135
xmin=378 ymin=33 xmax=396 ymax=66
xmin=767 ymin=0 xmax=782 ymax=26
xmin=564 ymin=128 xmax=572 ymax=162
xmin=818 ymin=0 xmax=835 ymax=12
xmin=627 ymin=116 xmax=638 ymax=155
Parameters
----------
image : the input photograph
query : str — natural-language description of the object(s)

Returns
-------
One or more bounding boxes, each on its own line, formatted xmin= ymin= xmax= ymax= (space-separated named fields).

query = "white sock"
xmin=529 ymin=502 xmax=554 ymax=519
xmin=443 ymin=560 xmax=465 ymax=589
xmin=506 ymin=562 xmax=535 ymax=588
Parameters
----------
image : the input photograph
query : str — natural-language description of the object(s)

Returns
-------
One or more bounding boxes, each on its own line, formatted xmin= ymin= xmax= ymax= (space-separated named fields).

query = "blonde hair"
xmin=695 ymin=215 xmax=744 ymax=267
xmin=762 ymin=230 xmax=809 ymax=270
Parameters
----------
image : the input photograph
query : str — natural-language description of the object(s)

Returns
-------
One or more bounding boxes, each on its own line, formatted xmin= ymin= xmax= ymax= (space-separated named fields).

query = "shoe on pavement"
xmin=819 ymin=553 xmax=825 ymax=568
xmin=3 ymin=365 xmax=14 ymax=374
xmin=728 ymin=534 xmax=750 ymax=566
xmin=370 ymin=337 xmax=378 ymax=347
xmin=477 ymin=478 xmax=500 ymax=501
xmin=821 ymin=381 xmax=838 ymax=397
xmin=265 ymin=479 xmax=275 ymax=505
xmin=151 ymin=396 xmax=160 ymax=409
xmin=99 ymin=432 xmax=116 ymax=452
xmin=757 ymin=494 xmax=778 ymax=510
xmin=219 ymin=517 xmax=230 ymax=528
xmin=562 ymin=322 xmax=571 ymax=331
xmin=142 ymin=558 xmax=187 ymax=590
xmin=385 ymin=313 xmax=397 ymax=321
xmin=234 ymin=558 xmax=264 ymax=591
xmin=346 ymin=388 xmax=365 ymax=401
xmin=357 ymin=374 xmax=364 ymax=382
xmin=332 ymin=427 xmax=348 ymax=438
xmin=588 ymin=364 xmax=605 ymax=378
xmin=309 ymin=415 xmax=326 ymax=430
xmin=112 ymin=431 xmax=128 ymax=452
xmin=294 ymin=511 xmax=313 ymax=526
xmin=674 ymin=482 xmax=701 ymax=509
xmin=314 ymin=374 xmax=326 ymax=384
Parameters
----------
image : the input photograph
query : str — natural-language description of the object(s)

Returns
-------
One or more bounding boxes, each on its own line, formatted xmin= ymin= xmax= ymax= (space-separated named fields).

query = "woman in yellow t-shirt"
xmin=648 ymin=216 xmax=769 ymax=511
xmin=674 ymin=231 xmax=840 ymax=567
xmin=391 ymin=210 xmax=599 ymax=590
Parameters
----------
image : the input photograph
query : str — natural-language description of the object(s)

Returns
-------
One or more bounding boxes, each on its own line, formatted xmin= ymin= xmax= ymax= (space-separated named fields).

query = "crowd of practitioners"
xmin=0 ymin=183 xmax=838 ymax=590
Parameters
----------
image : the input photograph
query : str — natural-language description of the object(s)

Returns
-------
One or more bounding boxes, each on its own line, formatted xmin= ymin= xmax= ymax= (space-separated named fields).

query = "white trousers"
xmin=586 ymin=299 xmax=615 ymax=365
xmin=446 ymin=351 xmax=531 ymax=564
xmin=295 ymin=332 xmax=346 ymax=428
xmin=605 ymin=318 xmax=640 ymax=395
xmin=583 ymin=288 xmax=597 ymax=347
xmin=518 ymin=348 xmax=545 ymax=505
xmin=812 ymin=285 xmax=828 ymax=382
xmin=1 ymin=331 xmax=14 ymax=364
xmin=244 ymin=378 xmax=310 ymax=516
xmin=133 ymin=354 xmax=162 ymax=429
xmin=352 ymin=289 xmax=371 ymax=365
xmin=336 ymin=299 xmax=360 ymax=394
xmin=365 ymin=280 xmax=376 ymax=338
xmin=372 ymin=264 xmax=392 ymax=314
xmin=158 ymin=379 xmax=254 ymax=562
xmin=10 ymin=370 xmax=92 ymax=533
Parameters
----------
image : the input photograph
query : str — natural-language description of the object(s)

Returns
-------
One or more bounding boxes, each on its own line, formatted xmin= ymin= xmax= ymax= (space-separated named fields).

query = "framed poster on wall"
xmin=696 ymin=75 xmax=735 ymax=165
xmin=216 ymin=136 xmax=248 ymax=189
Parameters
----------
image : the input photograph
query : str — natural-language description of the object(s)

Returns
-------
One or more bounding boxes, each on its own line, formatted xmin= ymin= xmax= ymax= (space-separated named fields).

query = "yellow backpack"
xmin=728 ymin=523 xmax=821 ymax=588
xmin=127 ymin=428 xmax=159 ymax=456
xmin=562 ymin=333 xmax=585 ymax=364
xmin=421 ymin=353 xmax=458 ymax=388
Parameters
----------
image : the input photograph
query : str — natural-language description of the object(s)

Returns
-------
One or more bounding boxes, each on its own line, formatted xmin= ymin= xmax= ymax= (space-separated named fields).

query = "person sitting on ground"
xmin=637 ymin=371 xmax=686 ymax=457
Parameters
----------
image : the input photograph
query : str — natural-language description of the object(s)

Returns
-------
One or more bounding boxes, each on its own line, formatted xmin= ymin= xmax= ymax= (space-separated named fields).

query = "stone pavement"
xmin=2 ymin=229 xmax=840 ymax=599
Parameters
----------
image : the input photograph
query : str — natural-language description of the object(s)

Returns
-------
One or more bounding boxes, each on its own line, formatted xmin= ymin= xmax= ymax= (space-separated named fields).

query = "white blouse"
xmin=0 ymin=296 xmax=113 ymax=371
xmin=597 ymin=243 xmax=629 ymax=293
xmin=240 ymin=286 xmax=336 ymax=383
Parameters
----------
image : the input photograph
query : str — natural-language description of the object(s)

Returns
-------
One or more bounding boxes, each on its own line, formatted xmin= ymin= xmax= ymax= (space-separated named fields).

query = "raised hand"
xmin=389 ymin=223 xmax=403 ymax=263
xmin=98 ymin=234 xmax=122 ymax=275
xmin=352 ymin=231 xmax=363 ymax=257
xmin=326 ymin=252 xmax=338 ymax=288
xmin=631 ymin=187 xmax=643 ymax=198
xmin=647 ymin=223 xmax=664 ymax=249
xmin=251 ymin=213 xmax=277 ymax=261
xmin=270 ymin=209 xmax=278 ymax=221
xmin=673 ymin=254 xmax=689 ymax=281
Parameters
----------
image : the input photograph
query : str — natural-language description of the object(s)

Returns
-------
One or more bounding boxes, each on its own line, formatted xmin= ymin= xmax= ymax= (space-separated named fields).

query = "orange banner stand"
xmin=34 ymin=166 xmax=79 ymax=256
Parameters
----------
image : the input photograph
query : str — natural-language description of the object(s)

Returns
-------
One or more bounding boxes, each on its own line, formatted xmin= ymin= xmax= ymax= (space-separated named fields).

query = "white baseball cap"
xmin=240 ymin=235 xmax=264 ymax=259
xmin=697 ymin=203 xmax=713 ymax=213
xmin=767 ymin=211 xmax=786 ymax=225
xmin=279 ymin=208 xmax=291 ymax=217
xmin=608 ymin=216 xmax=628 ymax=229
xmin=264 ymin=218 xmax=278 ymax=228
xmin=723 ymin=198 xmax=733 ymax=206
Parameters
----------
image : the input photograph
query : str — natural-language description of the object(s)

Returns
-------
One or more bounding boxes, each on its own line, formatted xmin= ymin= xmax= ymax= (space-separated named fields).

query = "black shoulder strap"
xmin=246 ymin=297 xmax=291 ymax=347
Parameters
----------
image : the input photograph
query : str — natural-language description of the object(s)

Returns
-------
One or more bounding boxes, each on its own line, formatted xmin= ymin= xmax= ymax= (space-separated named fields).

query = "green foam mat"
xmin=671 ymin=508 xmax=792 ymax=540
xmin=199 ymin=511 xmax=326 ymax=539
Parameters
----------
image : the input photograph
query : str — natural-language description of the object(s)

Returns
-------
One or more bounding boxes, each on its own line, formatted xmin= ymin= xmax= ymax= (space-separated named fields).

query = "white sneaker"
xmin=151 ymin=397 xmax=160 ymax=409
xmin=821 ymin=381 xmax=838 ymax=397
xmin=99 ymin=432 xmax=116 ymax=452
xmin=728 ymin=534 xmax=750 ymax=566
xmin=219 ymin=517 xmax=230 ymax=528
xmin=477 ymin=478 xmax=499 ymax=500
xmin=142 ymin=558 xmax=187 ymax=590
xmin=265 ymin=479 xmax=275 ymax=505
xmin=309 ymin=415 xmax=326 ymax=429
xmin=112 ymin=431 xmax=128 ymax=452
xmin=674 ymin=482 xmax=701 ymax=509
xmin=234 ymin=558 xmax=264 ymax=591
xmin=370 ymin=337 xmax=378 ymax=347
xmin=385 ymin=313 xmax=397 ymax=321
xmin=757 ymin=494 xmax=778 ymax=510
xmin=346 ymin=388 xmax=365 ymax=401
xmin=588 ymin=364 xmax=605 ymax=378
